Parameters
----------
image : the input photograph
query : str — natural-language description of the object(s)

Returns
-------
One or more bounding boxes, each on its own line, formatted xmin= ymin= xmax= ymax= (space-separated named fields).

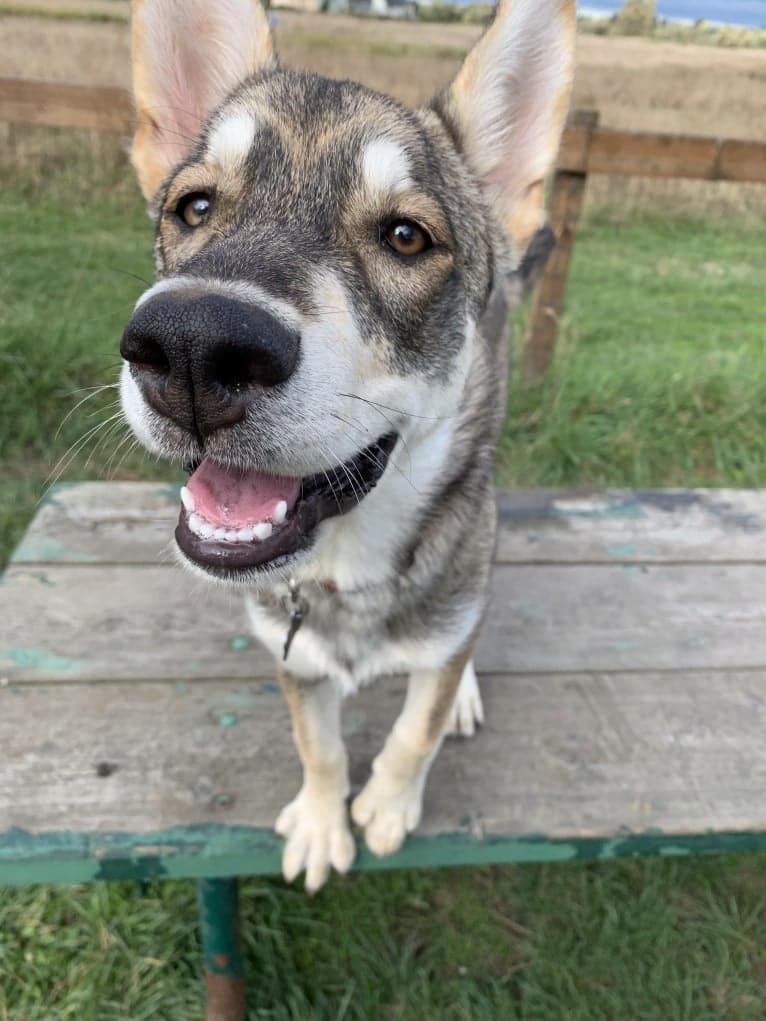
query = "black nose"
xmin=120 ymin=291 xmax=300 ymax=436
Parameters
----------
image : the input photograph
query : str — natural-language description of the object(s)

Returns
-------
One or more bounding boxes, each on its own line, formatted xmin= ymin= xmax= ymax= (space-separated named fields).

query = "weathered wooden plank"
xmin=0 ymin=78 xmax=134 ymax=133
xmin=495 ymin=488 xmax=766 ymax=564
xmin=4 ymin=560 xmax=766 ymax=682
xmin=4 ymin=670 xmax=766 ymax=884
xmin=2 ymin=82 xmax=764 ymax=185
xmin=11 ymin=482 xmax=183 ymax=566
xmin=558 ymin=128 xmax=766 ymax=184
xmin=14 ymin=484 xmax=766 ymax=567
xmin=718 ymin=139 xmax=766 ymax=184
xmin=0 ymin=563 xmax=274 ymax=682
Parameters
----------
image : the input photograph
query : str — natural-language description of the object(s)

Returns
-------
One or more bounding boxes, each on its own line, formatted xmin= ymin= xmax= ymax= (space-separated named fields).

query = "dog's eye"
xmin=383 ymin=220 xmax=431 ymax=258
xmin=176 ymin=193 xmax=212 ymax=228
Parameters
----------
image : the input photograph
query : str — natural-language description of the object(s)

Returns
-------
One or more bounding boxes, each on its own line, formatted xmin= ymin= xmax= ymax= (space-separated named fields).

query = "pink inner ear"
xmin=153 ymin=49 xmax=208 ymax=164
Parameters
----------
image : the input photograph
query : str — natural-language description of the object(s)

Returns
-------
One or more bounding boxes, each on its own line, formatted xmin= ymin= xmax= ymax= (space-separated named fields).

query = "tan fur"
xmin=448 ymin=0 xmax=576 ymax=256
xmin=426 ymin=628 xmax=479 ymax=743
xmin=278 ymin=669 xmax=344 ymax=777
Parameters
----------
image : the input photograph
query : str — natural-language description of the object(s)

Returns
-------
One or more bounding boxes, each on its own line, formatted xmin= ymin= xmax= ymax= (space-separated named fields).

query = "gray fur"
xmin=128 ymin=68 xmax=513 ymax=670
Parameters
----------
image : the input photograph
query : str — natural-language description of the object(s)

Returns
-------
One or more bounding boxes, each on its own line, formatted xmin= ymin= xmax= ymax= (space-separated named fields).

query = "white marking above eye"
xmin=207 ymin=111 xmax=257 ymax=170
xmin=362 ymin=138 xmax=413 ymax=196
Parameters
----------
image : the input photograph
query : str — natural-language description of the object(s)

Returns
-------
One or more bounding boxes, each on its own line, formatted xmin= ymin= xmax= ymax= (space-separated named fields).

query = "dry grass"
xmin=1 ymin=9 xmax=766 ymax=215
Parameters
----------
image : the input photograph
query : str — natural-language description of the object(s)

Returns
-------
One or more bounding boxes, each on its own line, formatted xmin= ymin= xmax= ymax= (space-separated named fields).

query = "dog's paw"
xmin=445 ymin=659 xmax=484 ymax=738
xmin=275 ymin=789 xmax=356 ymax=894
xmin=351 ymin=770 xmax=424 ymax=858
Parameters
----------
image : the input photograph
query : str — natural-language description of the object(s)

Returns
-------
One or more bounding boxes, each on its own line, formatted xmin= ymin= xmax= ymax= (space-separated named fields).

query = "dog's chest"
xmin=246 ymin=584 xmax=403 ymax=692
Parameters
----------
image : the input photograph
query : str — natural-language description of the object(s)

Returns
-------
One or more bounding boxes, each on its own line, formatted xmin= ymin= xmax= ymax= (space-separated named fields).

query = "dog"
xmin=120 ymin=0 xmax=575 ymax=892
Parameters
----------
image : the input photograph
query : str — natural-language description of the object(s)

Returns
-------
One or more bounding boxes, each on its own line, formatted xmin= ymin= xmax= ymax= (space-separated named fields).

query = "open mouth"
xmin=175 ymin=433 xmax=398 ymax=575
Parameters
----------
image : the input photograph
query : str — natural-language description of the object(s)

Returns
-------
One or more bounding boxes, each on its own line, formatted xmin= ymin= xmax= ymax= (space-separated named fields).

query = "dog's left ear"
xmin=439 ymin=0 xmax=576 ymax=261
xmin=131 ymin=0 xmax=275 ymax=199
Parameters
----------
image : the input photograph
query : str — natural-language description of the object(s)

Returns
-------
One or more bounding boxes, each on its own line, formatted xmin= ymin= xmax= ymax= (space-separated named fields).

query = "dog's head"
xmin=120 ymin=0 xmax=574 ymax=585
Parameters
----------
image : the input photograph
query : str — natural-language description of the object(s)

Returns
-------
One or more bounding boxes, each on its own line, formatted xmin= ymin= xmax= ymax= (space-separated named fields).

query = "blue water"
xmin=578 ymin=0 xmax=766 ymax=27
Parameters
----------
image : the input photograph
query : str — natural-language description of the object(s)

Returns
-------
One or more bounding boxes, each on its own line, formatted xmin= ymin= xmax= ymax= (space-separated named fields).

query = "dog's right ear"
xmin=438 ymin=0 xmax=575 ymax=264
xmin=131 ymin=0 xmax=275 ymax=199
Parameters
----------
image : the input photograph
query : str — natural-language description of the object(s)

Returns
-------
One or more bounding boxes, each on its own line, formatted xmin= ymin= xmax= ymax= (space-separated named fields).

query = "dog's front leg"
xmin=276 ymin=669 xmax=355 ymax=893
xmin=351 ymin=642 xmax=474 ymax=858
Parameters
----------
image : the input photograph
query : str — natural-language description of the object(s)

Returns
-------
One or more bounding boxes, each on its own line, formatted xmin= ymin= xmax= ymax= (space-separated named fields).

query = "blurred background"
xmin=2 ymin=2 xmax=766 ymax=1018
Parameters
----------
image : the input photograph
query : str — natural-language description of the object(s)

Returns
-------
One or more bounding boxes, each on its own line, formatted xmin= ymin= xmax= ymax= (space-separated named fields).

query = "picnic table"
xmin=4 ymin=482 xmax=766 ymax=1020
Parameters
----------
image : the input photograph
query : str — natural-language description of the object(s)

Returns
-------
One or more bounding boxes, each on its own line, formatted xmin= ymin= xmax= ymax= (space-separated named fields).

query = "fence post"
xmin=522 ymin=109 xmax=600 ymax=382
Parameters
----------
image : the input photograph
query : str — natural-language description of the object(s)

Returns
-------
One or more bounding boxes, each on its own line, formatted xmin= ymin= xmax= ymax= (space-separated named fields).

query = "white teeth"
xmin=188 ymin=512 xmax=204 ymax=535
xmin=188 ymin=514 xmax=277 ymax=543
xmin=180 ymin=486 xmax=195 ymax=513
xmin=273 ymin=500 xmax=287 ymax=525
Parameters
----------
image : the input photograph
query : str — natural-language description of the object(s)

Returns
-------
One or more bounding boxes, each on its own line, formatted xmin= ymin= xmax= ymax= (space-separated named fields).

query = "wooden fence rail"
xmin=2 ymin=77 xmax=765 ymax=377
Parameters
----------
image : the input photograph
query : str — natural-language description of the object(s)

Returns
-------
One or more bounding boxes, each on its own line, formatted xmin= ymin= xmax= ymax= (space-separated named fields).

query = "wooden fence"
xmin=3 ymin=77 xmax=766 ymax=379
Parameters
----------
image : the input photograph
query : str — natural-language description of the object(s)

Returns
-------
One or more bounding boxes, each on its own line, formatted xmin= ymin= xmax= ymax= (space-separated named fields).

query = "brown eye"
xmin=176 ymin=192 xmax=212 ymax=228
xmin=383 ymin=219 xmax=431 ymax=257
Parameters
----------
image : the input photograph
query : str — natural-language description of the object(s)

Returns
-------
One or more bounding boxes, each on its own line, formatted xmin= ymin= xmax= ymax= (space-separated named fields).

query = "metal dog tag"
xmin=282 ymin=579 xmax=309 ymax=661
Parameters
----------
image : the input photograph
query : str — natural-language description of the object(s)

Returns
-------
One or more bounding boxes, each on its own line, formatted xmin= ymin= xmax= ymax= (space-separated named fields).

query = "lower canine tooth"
xmin=273 ymin=500 xmax=287 ymax=525
xmin=254 ymin=522 xmax=273 ymax=541
xmin=180 ymin=486 xmax=195 ymax=513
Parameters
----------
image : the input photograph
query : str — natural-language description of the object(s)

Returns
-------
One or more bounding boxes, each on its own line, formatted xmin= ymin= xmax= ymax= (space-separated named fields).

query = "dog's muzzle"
xmin=120 ymin=287 xmax=398 ymax=579
xmin=120 ymin=290 xmax=300 ymax=438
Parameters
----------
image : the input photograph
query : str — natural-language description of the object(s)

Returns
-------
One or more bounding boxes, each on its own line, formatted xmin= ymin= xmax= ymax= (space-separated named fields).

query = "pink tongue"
xmin=186 ymin=458 xmax=301 ymax=528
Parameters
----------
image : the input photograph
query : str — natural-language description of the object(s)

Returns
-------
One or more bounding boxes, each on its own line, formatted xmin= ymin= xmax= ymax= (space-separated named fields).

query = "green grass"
xmin=0 ymin=183 xmax=178 ymax=559
xmin=5 ymin=859 xmax=766 ymax=1019
xmin=501 ymin=212 xmax=766 ymax=488
xmin=3 ymin=175 xmax=766 ymax=1017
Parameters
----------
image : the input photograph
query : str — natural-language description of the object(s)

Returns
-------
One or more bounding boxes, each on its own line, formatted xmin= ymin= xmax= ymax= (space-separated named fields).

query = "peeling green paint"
xmin=175 ymin=682 xmax=190 ymax=694
xmin=4 ymin=824 xmax=766 ymax=888
xmin=608 ymin=640 xmax=641 ymax=652
xmin=553 ymin=498 xmax=646 ymax=521
xmin=230 ymin=637 xmax=251 ymax=651
xmin=3 ymin=569 xmax=55 ymax=587
xmin=198 ymin=879 xmax=243 ymax=978
xmin=11 ymin=537 xmax=98 ymax=564
xmin=509 ymin=598 xmax=543 ymax=616
xmin=608 ymin=544 xmax=642 ymax=558
xmin=215 ymin=687 xmax=280 ymax=709
xmin=0 ymin=648 xmax=85 ymax=672
xmin=218 ymin=712 xmax=238 ymax=728
xmin=36 ymin=485 xmax=66 ymax=508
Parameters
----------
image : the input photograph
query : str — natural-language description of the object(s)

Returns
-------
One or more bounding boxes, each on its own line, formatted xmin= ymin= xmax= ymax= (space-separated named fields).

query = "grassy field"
xmin=3 ymin=11 xmax=766 ymax=1021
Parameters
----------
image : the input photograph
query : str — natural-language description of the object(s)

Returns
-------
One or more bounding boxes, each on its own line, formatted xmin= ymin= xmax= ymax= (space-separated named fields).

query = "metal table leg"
xmin=198 ymin=877 xmax=246 ymax=1021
